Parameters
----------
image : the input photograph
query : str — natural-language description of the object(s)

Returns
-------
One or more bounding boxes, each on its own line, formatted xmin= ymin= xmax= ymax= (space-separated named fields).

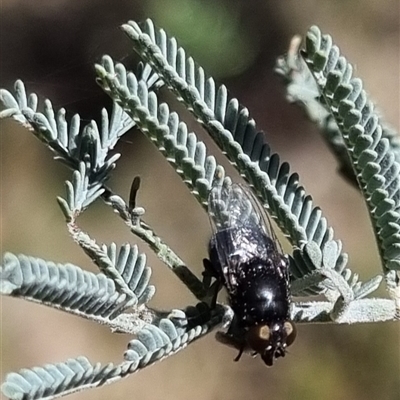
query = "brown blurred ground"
xmin=1 ymin=1 xmax=399 ymax=399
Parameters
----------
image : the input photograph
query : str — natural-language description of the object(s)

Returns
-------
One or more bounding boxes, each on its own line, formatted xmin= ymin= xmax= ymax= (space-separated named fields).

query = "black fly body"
xmin=205 ymin=184 xmax=296 ymax=366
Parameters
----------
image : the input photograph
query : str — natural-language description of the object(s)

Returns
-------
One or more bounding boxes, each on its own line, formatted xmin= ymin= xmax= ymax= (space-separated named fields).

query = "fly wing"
xmin=208 ymin=184 xmax=260 ymax=232
xmin=208 ymin=184 xmax=280 ymax=291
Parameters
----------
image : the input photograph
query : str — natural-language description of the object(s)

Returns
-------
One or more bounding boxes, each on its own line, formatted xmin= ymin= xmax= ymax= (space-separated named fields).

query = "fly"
xmin=204 ymin=183 xmax=296 ymax=366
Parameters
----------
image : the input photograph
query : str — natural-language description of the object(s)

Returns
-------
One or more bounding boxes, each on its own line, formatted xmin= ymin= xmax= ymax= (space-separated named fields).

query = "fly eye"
xmin=258 ymin=325 xmax=271 ymax=341
xmin=284 ymin=320 xmax=296 ymax=347
xmin=246 ymin=325 xmax=271 ymax=354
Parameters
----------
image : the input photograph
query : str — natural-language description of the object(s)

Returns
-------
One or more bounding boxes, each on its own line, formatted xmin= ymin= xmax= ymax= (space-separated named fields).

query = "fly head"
xmin=246 ymin=320 xmax=296 ymax=366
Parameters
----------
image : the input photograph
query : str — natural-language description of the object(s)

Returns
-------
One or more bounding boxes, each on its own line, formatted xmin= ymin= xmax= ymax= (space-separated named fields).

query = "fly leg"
xmin=215 ymin=330 xmax=247 ymax=362
xmin=202 ymin=258 xmax=223 ymax=308
xmin=234 ymin=345 xmax=245 ymax=362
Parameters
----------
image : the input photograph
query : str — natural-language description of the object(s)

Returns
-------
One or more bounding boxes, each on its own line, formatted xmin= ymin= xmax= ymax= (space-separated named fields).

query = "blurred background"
xmin=1 ymin=1 xmax=399 ymax=399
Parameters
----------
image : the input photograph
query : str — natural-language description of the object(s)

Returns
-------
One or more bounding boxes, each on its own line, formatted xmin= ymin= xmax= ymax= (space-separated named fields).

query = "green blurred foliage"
xmin=145 ymin=0 xmax=258 ymax=77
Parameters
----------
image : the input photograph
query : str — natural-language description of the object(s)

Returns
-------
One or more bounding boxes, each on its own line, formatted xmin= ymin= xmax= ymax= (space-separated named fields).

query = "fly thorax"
xmin=232 ymin=261 xmax=290 ymax=324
